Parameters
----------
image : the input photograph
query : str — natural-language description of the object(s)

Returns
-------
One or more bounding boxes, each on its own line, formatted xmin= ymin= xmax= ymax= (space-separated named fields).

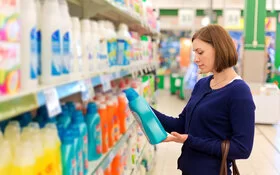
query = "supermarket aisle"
xmin=153 ymin=89 xmax=280 ymax=175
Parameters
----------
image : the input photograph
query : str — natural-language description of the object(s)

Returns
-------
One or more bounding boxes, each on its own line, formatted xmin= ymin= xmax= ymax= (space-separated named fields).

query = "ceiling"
xmin=151 ymin=0 xmax=280 ymax=10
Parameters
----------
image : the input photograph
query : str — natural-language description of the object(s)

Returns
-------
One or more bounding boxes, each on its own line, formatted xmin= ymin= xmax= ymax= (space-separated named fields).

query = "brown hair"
xmin=192 ymin=24 xmax=238 ymax=73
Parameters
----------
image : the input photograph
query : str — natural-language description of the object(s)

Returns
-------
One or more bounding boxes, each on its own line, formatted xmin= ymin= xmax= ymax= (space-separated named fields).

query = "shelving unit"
xmin=88 ymin=120 xmax=137 ymax=175
xmin=67 ymin=0 xmax=159 ymax=36
xmin=0 ymin=61 xmax=159 ymax=121
xmin=130 ymin=140 xmax=149 ymax=175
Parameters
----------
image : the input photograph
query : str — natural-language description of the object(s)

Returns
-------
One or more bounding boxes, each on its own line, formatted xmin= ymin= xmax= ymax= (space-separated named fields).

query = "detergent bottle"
xmin=117 ymin=92 xmax=128 ymax=134
xmin=22 ymin=128 xmax=45 ymax=175
xmin=45 ymin=123 xmax=62 ymax=174
xmin=72 ymin=110 xmax=88 ymax=174
xmin=0 ymin=130 xmax=3 ymax=141
xmin=60 ymin=130 xmax=76 ymax=175
xmin=111 ymin=96 xmax=120 ymax=142
xmin=123 ymin=88 xmax=167 ymax=144
xmin=69 ymin=124 xmax=83 ymax=175
xmin=106 ymin=100 xmax=115 ymax=148
xmin=57 ymin=105 xmax=71 ymax=128
xmin=0 ymin=140 xmax=12 ymax=175
xmin=98 ymin=103 xmax=109 ymax=153
xmin=18 ymin=112 xmax=33 ymax=127
xmin=11 ymin=141 xmax=35 ymax=175
xmin=4 ymin=122 xmax=21 ymax=155
xmin=85 ymin=102 xmax=102 ymax=161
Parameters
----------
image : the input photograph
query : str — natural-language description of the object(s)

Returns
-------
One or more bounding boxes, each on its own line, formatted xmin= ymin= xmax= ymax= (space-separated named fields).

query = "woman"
xmin=152 ymin=24 xmax=255 ymax=175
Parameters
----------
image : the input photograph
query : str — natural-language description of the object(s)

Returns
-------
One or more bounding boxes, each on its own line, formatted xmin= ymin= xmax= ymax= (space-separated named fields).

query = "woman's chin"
xmin=198 ymin=69 xmax=210 ymax=74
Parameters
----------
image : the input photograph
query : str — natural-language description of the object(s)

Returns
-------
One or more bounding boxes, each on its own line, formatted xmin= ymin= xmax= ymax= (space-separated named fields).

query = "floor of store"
xmin=152 ymin=89 xmax=280 ymax=175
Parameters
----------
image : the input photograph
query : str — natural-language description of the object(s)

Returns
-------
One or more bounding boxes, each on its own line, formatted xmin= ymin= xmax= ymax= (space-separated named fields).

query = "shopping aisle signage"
xmin=44 ymin=88 xmax=62 ymax=117
xmin=178 ymin=9 xmax=195 ymax=27
xmin=224 ymin=9 xmax=241 ymax=27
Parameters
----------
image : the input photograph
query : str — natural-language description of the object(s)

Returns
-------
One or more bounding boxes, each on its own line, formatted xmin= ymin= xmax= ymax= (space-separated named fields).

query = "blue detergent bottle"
xmin=123 ymin=88 xmax=167 ymax=145
xmin=57 ymin=105 xmax=71 ymax=128
xmin=60 ymin=129 xmax=76 ymax=175
xmin=66 ymin=102 xmax=76 ymax=117
xmin=72 ymin=110 xmax=88 ymax=175
xmin=85 ymin=102 xmax=102 ymax=161
xmin=69 ymin=124 xmax=83 ymax=175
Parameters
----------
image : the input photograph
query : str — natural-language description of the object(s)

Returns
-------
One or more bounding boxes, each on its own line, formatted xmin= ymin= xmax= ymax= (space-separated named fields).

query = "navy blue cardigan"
xmin=152 ymin=75 xmax=255 ymax=174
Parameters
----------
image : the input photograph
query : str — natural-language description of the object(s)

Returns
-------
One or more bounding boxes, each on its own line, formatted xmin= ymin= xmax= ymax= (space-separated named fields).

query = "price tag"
xmin=43 ymin=88 xmax=61 ymax=117
xmin=80 ymin=79 xmax=95 ymax=101
xmin=178 ymin=9 xmax=195 ymax=27
xmin=101 ymin=75 xmax=112 ymax=92
xmin=223 ymin=9 xmax=241 ymax=27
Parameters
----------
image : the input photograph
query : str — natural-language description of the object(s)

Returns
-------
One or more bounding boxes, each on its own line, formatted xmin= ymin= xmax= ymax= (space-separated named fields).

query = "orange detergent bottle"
xmin=118 ymin=92 xmax=128 ymax=134
xmin=112 ymin=96 xmax=120 ymax=142
xmin=106 ymin=100 xmax=115 ymax=148
xmin=111 ymin=153 xmax=121 ymax=175
xmin=98 ymin=103 xmax=109 ymax=153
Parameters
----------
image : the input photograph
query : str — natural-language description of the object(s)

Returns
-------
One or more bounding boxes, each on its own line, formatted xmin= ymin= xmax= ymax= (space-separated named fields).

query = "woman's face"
xmin=192 ymin=38 xmax=216 ymax=74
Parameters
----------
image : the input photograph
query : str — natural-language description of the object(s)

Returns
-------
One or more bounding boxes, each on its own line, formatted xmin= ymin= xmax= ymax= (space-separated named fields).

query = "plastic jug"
xmin=22 ymin=128 xmax=45 ymax=175
xmin=85 ymin=102 xmax=102 ymax=161
xmin=0 ymin=140 xmax=12 ymax=175
xmin=72 ymin=110 xmax=88 ymax=174
xmin=117 ymin=92 xmax=128 ymax=134
xmin=123 ymin=88 xmax=167 ymax=144
xmin=45 ymin=124 xmax=62 ymax=174
xmin=69 ymin=124 xmax=83 ymax=175
xmin=111 ymin=96 xmax=120 ymax=142
xmin=11 ymin=141 xmax=35 ymax=175
xmin=4 ymin=122 xmax=21 ymax=154
xmin=0 ymin=130 xmax=3 ymax=141
xmin=57 ymin=105 xmax=71 ymax=128
xmin=106 ymin=100 xmax=115 ymax=148
xmin=98 ymin=103 xmax=109 ymax=153
xmin=60 ymin=130 xmax=76 ymax=175
xmin=18 ymin=112 xmax=33 ymax=127
xmin=111 ymin=153 xmax=121 ymax=175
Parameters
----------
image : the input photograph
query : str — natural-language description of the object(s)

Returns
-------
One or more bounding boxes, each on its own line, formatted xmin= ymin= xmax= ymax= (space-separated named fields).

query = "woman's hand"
xmin=163 ymin=132 xmax=188 ymax=143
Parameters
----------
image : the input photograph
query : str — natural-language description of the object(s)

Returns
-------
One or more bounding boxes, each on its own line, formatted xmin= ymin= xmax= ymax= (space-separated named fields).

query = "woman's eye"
xmin=198 ymin=51 xmax=203 ymax=55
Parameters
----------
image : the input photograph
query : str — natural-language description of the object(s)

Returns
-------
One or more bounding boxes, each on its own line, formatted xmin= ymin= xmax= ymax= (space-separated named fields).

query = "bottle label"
xmin=76 ymin=39 xmax=83 ymax=73
xmin=72 ymin=158 xmax=77 ymax=175
xmin=37 ymin=30 xmax=41 ymax=76
xmin=96 ymin=123 xmax=102 ymax=154
xmin=30 ymin=27 xmax=38 ymax=79
xmin=131 ymin=111 xmax=150 ymax=142
xmin=83 ymin=134 xmax=89 ymax=171
xmin=78 ymin=151 xmax=83 ymax=175
xmin=113 ymin=115 xmax=120 ymax=140
xmin=62 ymin=32 xmax=70 ymax=74
xmin=117 ymin=39 xmax=125 ymax=65
xmin=51 ymin=30 xmax=61 ymax=76
xmin=100 ymin=39 xmax=107 ymax=60
xmin=107 ymin=38 xmax=117 ymax=66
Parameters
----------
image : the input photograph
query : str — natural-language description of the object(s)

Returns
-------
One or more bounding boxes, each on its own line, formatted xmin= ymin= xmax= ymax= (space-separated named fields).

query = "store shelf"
xmin=130 ymin=140 xmax=149 ymax=175
xmin=67 ymin=0 xmax=159 ymax=36
xmin=0 ymin=62 xmax=158 ymax=121
xmin=88 ymin=120 xmax=137 ymax=175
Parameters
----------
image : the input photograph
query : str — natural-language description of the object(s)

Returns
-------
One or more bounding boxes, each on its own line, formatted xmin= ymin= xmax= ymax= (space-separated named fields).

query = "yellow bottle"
xmin=0 ymin=130 xmax=3 ymax=141
xmin=42 ymin=129 xmax=60 ymax=175
xmin=4 ymin=122 xmax=21 ymax=156
xmin=11 ymin=141 xmax=35 ymax=175
xmin=22 ymin=127 xmax=45 ymax=175
xmin=45 ymin=124 xmax=62 ymax=175
xmin=0 ymin=140 xmax=13 ymax=175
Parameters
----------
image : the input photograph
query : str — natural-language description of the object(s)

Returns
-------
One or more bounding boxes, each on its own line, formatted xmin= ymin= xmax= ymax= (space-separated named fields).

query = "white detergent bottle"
xmin=20 ymin=0 xmax=38 ymax=90
xmin=72 ymin=17 xmax=83 ymax=79
xmin=106 ymin=21 xmax=117 ymax=70
xmin=36 ymin=0 xmax=43 ymax=82
xmin=59 ymin=0 xmax=72 ymax=81
xmin=91 ymin=20 xmax=101 ymax=74
xmin=41 ymin=0 xmax=62 ymax=85
xmin=81 ymin=19 xmax=93 ymax=76
xmin=117 ymin=23 xmax=131 ymax=67
xmin=98 ymin=21 xmax=109 ymax=72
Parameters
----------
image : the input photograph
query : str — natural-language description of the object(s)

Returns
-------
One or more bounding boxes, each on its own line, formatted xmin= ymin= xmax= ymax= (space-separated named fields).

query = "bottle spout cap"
xmin=123 ymin=88 xmax=139 ymax=101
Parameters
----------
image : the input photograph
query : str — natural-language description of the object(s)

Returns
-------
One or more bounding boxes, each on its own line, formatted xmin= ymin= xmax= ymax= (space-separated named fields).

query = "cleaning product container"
xmin=123 ymin=88 xmax=167 ymax=144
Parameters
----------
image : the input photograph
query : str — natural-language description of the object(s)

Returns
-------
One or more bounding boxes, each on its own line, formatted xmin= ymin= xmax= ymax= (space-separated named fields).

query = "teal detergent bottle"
xmin=60 ymin=130 xmax=76 ymax=175
xmin=57 ymin=105 xmax=71 ymax=129
xmin=18 ymin=112 xmax=33 ymax=127
xmin=85 ymin=102 xmax=102 ymax=161
xmin=69 ymin=124 xmax=83 ymax=175
xmin=123 ymin=88 xmax=167 ymax=145
xmin=72 ymin=110 xmax=88 ymax=175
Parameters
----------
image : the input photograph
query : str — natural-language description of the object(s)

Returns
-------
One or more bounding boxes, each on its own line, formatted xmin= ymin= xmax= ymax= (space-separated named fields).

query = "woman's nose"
xmin=194 ymin=56 xmax=200 ymax=63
